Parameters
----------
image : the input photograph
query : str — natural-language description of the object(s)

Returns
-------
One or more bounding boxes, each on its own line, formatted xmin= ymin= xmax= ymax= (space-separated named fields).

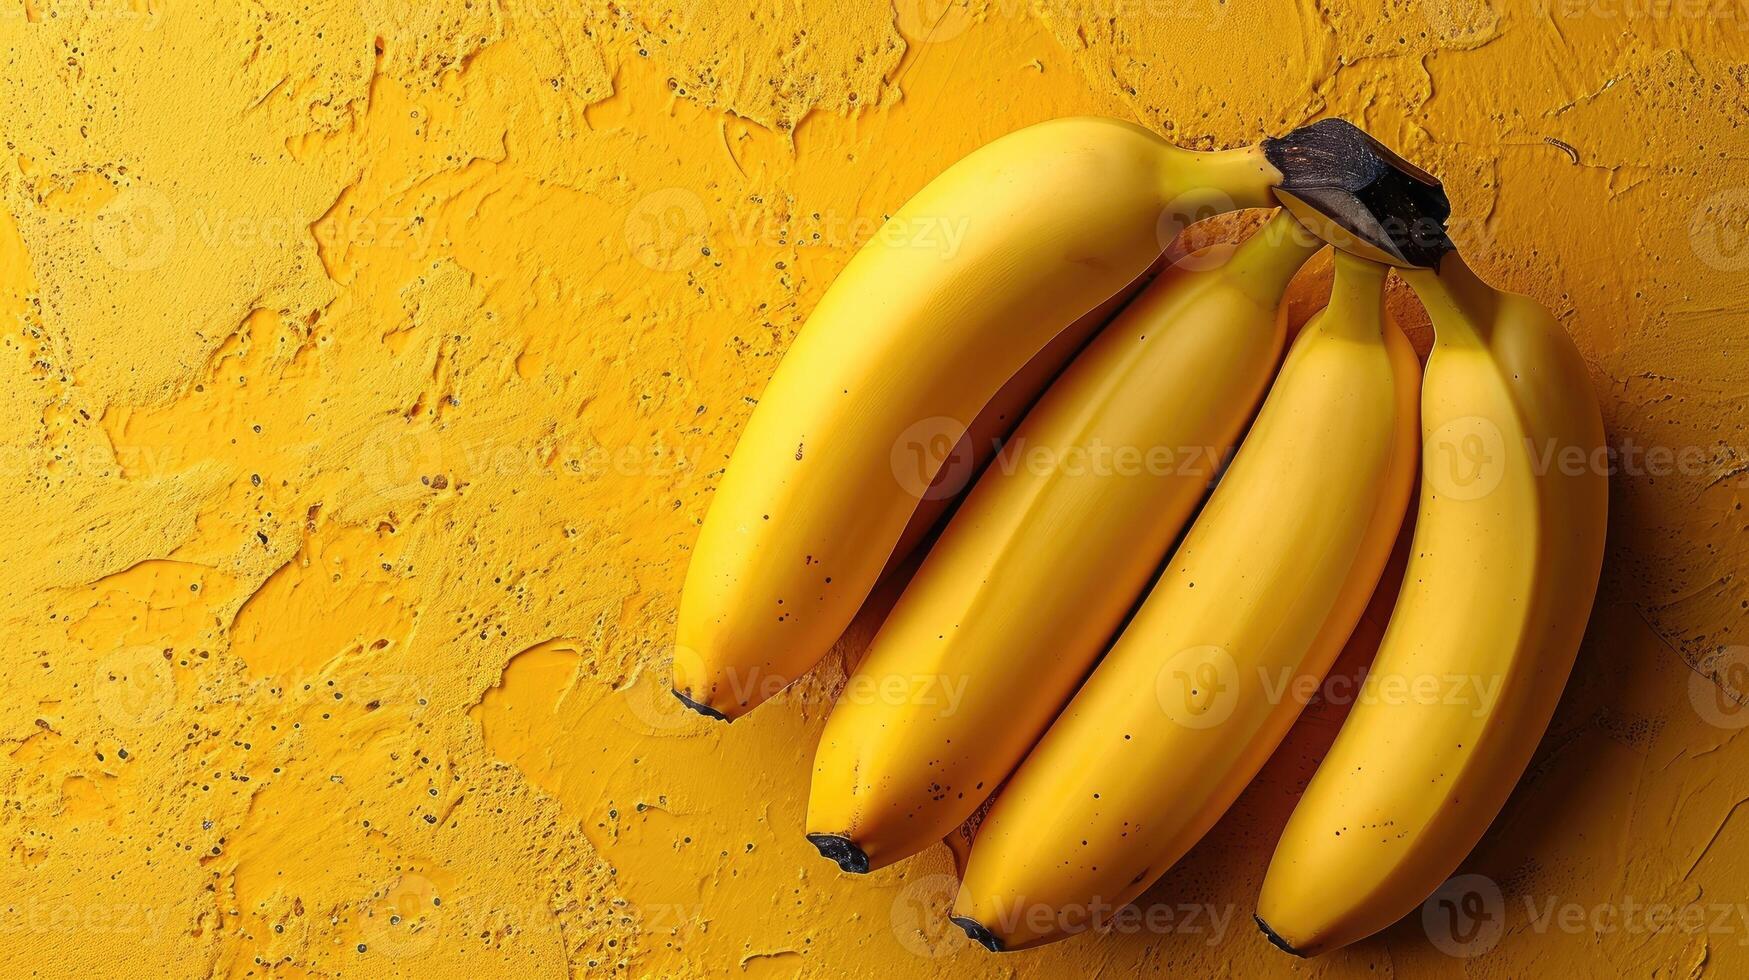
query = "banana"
xmin=805 ymin=211 xmax=1322 ymax=875
xmin=878 ymin=280 xmax=1141 ymax=582
xmin=1254 ymin=253 xmax=1607 ymax=957
xmin=674 ymin=116 xmax=1448 ymax=721
xmin=951 ymin=252 xmax=1421 ymax=952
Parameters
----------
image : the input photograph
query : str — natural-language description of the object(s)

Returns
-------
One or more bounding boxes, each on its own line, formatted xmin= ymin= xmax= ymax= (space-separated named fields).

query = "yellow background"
xmin=3 ymin=0 xmax=1747 ymax=976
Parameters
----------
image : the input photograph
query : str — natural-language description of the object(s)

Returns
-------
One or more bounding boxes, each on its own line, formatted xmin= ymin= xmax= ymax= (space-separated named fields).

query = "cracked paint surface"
xmin=1 ymin=0 xmax=1746 ymax=976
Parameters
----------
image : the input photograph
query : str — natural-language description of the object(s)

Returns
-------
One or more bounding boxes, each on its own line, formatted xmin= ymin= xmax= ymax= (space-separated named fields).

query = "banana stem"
xmin=1262 ymin=118 xmax=1453 ymax=268
xmin=1317 ymin=251 xmax=1389 ymax=340
xmin=1166 ymin=143 xmax=1285 ymax=215
xmin=1223 ymin=209 xmax=1325 ymax=306
xmin=1402 ymin=251 xmax=1500 ymax=348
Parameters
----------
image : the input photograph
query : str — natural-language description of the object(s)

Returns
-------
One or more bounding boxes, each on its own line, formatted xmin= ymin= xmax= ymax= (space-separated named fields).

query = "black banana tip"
xmin=950 ymin=915 xmax=1004 ymax=952
xmin=1255 ymin=914 xmax=1307 ymax=957
xmin=801 ymin=833 xmax=871 ymax=871
xmin=805 ymin=833 xmax=870 ymax=874
xmin=671 ymin=688 xmax=730 ymax=722
xmin=1263 ymin=117 xmax=1454 ymax=269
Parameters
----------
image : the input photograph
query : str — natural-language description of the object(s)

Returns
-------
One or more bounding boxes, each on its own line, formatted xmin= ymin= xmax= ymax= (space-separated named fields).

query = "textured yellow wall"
xmin=3 ymin=0 xmax=1747 ymax=976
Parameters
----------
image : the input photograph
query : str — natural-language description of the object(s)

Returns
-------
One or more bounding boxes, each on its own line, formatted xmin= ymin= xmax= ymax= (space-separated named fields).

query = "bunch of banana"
xmin=807 ymin=210 xmax=1323 ymax=875
xmin=672 ymin=110 xmax=1606 ymax=959
xmin=949 ymin=251 xmax=1422 ymax=951
xmin=672 ymin=116 xmax=1447 ymax=720
xmin=1254 ymin=252 xmax=1608 ymax=957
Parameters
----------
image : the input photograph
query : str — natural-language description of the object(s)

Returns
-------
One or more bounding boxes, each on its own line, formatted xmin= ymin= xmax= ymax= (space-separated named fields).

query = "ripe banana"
xmin=879 ymin=281 xmax=1141 ymax=581
xmin=1255 ymin=253 xmax=1607 ymax=957
xmin=807 ymin=211 xmax=1323 ymax=875
xmin=951 ymin=252 xmax=1420 ymax=952
xmin=675 ymin=116 xmax=1448 ymax=721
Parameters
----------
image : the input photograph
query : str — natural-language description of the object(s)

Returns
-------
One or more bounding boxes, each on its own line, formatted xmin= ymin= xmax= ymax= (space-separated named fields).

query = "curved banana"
xmin=879 ymin=281 xmax=1141 ymax=581
xmin=673 ymin=117 xmax=1448 ymax=721
xmin=951 ymin=252 xmax=1420 ymax=952
xmin=807 ymin=212 xmax=1322 ymax=874
xmin=1255 ymin=253 xmax=1607 ymax=958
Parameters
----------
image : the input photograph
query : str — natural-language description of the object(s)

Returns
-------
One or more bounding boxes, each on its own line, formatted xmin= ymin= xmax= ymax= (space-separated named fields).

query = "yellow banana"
xmin=951 ymin=252 xmax=1420 ymax=951
xmin=675 ymin=116 xmax=1448 ymax=721
xmin=1255 ymin=253 xmax=1607 ymax=957
xmin=807 ymin=212 xmax=1323 ymax=874
xmin=879 ymin=281 xmax=1140 ymax=581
